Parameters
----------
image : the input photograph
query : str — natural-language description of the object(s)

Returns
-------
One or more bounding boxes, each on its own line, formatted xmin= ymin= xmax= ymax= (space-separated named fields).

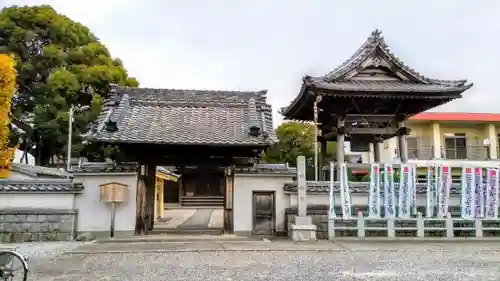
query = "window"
xmin=407 ymin=137 xmax=418 ymax=159
xmin=444 ymin=133 xmax=467 ymax=159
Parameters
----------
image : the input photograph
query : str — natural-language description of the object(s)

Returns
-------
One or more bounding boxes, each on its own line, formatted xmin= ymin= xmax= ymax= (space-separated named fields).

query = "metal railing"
xmin=399 ymin=145 xmax=489 ymax=161
xmin=440 ymin=145 xmax=488 ymax=160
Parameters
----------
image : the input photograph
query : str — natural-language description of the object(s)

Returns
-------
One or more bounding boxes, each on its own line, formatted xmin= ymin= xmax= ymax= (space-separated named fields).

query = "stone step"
xmin=94 ymin=233 xmax=257 ymax=244
xmin=150 ymin=227 xmax=224 ymax=236
xmin=181 ymin=196 xmax=224 ymax=207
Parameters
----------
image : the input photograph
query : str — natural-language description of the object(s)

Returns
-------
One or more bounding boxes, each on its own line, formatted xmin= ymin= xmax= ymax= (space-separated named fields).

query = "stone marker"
xmin=290 ymin=156 xmax=317 ymax=241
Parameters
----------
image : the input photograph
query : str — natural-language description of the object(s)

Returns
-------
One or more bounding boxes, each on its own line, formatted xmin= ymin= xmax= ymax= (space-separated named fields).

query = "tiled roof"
xmin=308 ymin=79 xmax=472 ymax=94
xmin=281 ymin=29 xmax=473 ymax=117
xmin=321 ymin=30 xmax=470 ymax=88
xmin=0 ymin=180 xmax=84 ymax=193
xmin=235 ymin=163 xmax=297 ymax=175
xmin=410 ymin=112 xmax=500 ymax=123
xmin=12 ymin=163 xmax=71 ymax=179
xmin=283 ymin=181 xmax=462 ymax=195
xmin=70 ymin=162 xmax=138 ymax=174
xmin=87 ymin=87 xmax=275 ymax=146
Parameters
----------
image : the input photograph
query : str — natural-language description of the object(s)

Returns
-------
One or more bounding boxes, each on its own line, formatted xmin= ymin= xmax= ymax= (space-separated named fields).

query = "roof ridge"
xmin=321 ymin=29 xmax=469 ymax=87
xmin=131 ymin=87 xmax=268 ymax=95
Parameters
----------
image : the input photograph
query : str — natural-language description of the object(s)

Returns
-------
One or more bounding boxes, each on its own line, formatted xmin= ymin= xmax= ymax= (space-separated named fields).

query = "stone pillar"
xmin=336 ymin=118 xmax=345 ymax=181
xmin=397 ymin=121 xmax=409 ymax=163
xmin=290 ymin=155 xmax=317 ymax=241
xmin=373 ymin=139 xmax=382 ymax=163
xmin=487 ymin=124 xmax=498 ymax=159
xmin=431 ymin=122 xmax=442 ymax=159
xmin=320 ymin=140 xmax=327 ymax=180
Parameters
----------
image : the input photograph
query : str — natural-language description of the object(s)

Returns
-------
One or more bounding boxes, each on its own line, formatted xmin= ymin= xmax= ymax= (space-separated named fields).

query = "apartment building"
xmin=380 ymin=113 xmax=500 ymax=165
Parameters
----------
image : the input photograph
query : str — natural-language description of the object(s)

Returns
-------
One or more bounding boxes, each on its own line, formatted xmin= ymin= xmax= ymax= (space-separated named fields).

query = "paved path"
xmin=158 ymin=209 xmax=222 ymax=229
xmin=158 ymin=209 xmax=197 ymax=228
xmin=178 ymin=209 xmax=214 ymax=228
xmin=29 ymin=241 xmax=500 ymax=280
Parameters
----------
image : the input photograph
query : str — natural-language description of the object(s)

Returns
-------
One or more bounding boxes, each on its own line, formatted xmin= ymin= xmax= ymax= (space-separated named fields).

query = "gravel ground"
xmin=28 ymin=244 xmax=500 ymax=281
xmin=0 ymin=241 xmax=89 ymax=260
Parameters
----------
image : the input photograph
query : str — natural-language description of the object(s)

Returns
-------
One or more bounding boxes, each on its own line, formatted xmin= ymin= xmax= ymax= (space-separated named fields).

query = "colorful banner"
xmin=383 ymin=164 xmax=396 ymax=218
xmin=460 ymin=167 xmax=475 ymax=219
xmin=368 ymin=163 xmax=381 ymax=218
xmin=485 ymin=168 xmax=500 ymax=219
xmin=410 ymin=164 xmax=417 ymax=215
xmin=328 ymin=161 xmax=336 ymax=219
xmin=474 ymin=168 xmax=485 ymax=218
xmin=437 ymin=165 xmax=451 ymax=218
xmin=339 ymin=163 xmax=352 ymax=219
xmin=398 ymin=164 xmax=411 ymax=218
xmin=426 ymin=165 xmax=438 ymax=218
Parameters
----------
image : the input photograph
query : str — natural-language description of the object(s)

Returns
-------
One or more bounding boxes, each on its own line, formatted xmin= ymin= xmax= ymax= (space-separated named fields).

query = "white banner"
xmin=339 ymin=163 xmax=351 ymax=219
xmin=426 ymin=165 xmax=437 ymax=218
xmin=329 ymin=161 xmax=336 ymax=219
xmin=383 ymin=164 xmax=396 ymax=218
xmin=410 ymin=164 xmax=417 ymax=215
xmin=474 ymin=168 xmax=485 ymax=218
xmin=460 ymin=167 xmax=475 ymax=219
xmin=485 ymin=168 xmax=500 ymax=219
xmin=368 ymin=163 xmax=381 ymax=218
xmin=398 ymin=164 xmax=412 ymax=218
xmin=437 ymin=165 xmax=451 ymax=218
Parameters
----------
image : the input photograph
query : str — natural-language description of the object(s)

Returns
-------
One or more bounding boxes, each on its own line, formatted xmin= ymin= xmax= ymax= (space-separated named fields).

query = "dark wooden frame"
xmin=252 ymin=191 xmax=276 ymax=235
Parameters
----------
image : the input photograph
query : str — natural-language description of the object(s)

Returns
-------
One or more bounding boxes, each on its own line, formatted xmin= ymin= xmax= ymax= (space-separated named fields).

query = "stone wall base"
xmin=0 ymin=209 xmax=77 ymax=243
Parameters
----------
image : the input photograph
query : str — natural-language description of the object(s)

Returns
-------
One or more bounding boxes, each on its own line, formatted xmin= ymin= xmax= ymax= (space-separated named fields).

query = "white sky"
xmin=2 ymin=0 xmax=500 ymax=126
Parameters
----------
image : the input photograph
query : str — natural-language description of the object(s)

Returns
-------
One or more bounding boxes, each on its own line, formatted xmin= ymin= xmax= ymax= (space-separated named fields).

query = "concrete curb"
xmin=68 ymin=247 xmax=500 ymax=255
xmin=95 ymin=237 xmax=500 ymax=244
xmin=96 ymin=238 xmax=263 ymax=244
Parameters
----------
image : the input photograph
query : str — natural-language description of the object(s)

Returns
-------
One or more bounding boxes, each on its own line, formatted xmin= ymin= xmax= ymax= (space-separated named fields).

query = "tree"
xmin=262 ymin=121 xmax=336 ymax=179
xmin=0 ymin=5 xmax=139 ymax=165
xmin=0 ymin=54 xmax=17 ymax=178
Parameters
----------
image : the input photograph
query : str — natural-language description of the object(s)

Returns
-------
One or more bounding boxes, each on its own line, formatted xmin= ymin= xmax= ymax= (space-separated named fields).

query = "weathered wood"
xmin=224 ymin=165 xmax=234 ymax=233
xmin=324 ymin=126 xmax=397 ymax=139
xmin=145 ymin=163 xmax=157 ymax=232
xmin=135 ymin=165 xmax=146 ymax=235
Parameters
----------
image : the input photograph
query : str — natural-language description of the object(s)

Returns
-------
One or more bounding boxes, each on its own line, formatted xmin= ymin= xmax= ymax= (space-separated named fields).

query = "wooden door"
xmin=252 ymin=191 xmax=275 ymax=235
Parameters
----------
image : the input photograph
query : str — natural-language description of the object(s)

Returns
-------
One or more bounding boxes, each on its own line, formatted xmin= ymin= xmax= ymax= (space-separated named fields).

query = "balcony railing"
xmin=401 ymin=145 xmax=489 ymax=161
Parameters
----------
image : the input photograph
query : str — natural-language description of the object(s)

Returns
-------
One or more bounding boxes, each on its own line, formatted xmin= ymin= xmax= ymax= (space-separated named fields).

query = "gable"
xmin=339 ymin=50 xmax=417 ymax=82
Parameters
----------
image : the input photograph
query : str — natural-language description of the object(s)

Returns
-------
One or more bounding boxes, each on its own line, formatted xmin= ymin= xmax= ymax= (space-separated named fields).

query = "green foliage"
xmin=0 ymin=5 xmax=138 ymax=164
xmin=262 ymin=121 xmax=337 ymax=178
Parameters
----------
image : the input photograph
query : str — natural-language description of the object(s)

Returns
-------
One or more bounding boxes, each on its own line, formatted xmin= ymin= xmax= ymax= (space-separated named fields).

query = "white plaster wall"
xmin=233 ymin=174 xmax=293 ymax=233
xmin=0 ymin=193 xmax=75 ymax=209
xmin=73 ymin=173 xmax=138 ymax=235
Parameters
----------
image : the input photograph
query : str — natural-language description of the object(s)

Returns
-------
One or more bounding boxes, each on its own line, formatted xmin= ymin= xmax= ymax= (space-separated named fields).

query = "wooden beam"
xmin=324 ymin=126 xmax=398 ymax=139
xmin=344 ymin=114 xmax=396 ymax=123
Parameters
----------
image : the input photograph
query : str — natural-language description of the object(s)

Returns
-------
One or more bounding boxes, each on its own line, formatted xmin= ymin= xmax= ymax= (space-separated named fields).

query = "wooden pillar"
xmin=224 ymin=165 xmax=234 ymax=233
xmin=177 ymin=174 xmax=183 ymax=203
xmin=135 ymin=164 xmax=146 ymax=235
xmin=336 ymin=117 xmax=345 ymax=181
xmin=319 ymin=140 xmax=327 ymax=180
xmin=373 ymin=138 xmax=382 ymax=163
xmin=145 ymin=163 xmax=157 ymax=232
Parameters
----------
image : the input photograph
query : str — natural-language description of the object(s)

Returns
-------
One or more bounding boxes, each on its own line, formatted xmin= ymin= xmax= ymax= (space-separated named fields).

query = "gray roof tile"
xmin=0 ymin=180 xmax=83 ymax=193
xmin=281 ymin=30 xmax=473 ymax=117
xmin=70 ymin=162 xmax=138 ymax=173
xmin=309 ymin=79 xmax=472 ymax=94
xmin=87 ymin=87 xmax=276 ymax=146
xmin=283 ymin=181 xmax=462 ymax=195
xmin=12 ymin=163 xmax=71 ymax=179
xmin=235 ymin=164 xmax=297 ymax=175
xmin=322 ymin=30 xmax=470 ymax=88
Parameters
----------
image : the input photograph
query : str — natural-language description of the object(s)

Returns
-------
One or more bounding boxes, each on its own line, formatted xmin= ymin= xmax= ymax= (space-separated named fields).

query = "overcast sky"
xmin=3 ymin=0 xmax=500 ymax=125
